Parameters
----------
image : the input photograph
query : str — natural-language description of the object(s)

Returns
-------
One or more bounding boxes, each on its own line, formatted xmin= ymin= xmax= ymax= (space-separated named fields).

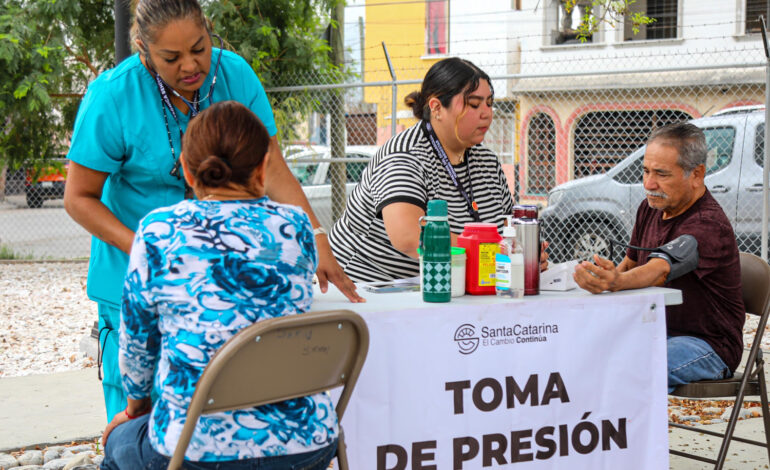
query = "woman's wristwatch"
xmin=313 ymin=227 xmax=327 ymax=237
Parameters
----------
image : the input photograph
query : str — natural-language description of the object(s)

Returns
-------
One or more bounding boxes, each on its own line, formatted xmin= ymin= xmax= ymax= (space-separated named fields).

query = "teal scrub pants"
xmin=98 ymin=303 xmax=127 ymax=422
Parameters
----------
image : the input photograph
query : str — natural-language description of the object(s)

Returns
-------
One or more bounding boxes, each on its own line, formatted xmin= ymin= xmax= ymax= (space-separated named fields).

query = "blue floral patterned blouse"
xmin=119 ymin=197 xmax=338 ymax=461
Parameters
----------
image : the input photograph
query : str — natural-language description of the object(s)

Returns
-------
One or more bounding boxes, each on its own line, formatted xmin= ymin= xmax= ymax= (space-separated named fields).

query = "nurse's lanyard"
xmin=154 ymin=74 xmax=199 ymax=187
xmin=152 ymin=35 xmax=224 ymax=190
xmin=422 ymin=120 xmax=481 ymax=222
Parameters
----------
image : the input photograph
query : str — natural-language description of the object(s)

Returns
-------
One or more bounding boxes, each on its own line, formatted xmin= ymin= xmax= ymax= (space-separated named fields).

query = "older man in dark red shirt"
xmin=573 ymin=122 xmax=745 ymax=393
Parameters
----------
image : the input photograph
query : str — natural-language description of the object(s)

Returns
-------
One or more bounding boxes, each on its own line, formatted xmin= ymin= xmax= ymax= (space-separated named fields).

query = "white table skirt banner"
xmin=341 ymin=292 xmax=668 ymax=469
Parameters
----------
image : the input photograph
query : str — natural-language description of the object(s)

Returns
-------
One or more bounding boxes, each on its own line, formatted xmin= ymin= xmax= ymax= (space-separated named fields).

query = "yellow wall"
xmin=364 ymin=0 xmax=444 ymax=143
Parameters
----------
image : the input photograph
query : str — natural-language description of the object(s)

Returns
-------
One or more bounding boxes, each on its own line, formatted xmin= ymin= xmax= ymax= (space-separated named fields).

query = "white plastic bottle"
xmin=496 ymin=226 xmax=525 ymax=298
xmin=509 ymin=229 xmax=525 ymax=298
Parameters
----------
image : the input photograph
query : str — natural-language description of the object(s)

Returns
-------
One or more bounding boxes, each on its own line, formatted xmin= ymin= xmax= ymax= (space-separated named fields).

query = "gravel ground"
xmin=0 ymin=261 xmax=96 ymax=377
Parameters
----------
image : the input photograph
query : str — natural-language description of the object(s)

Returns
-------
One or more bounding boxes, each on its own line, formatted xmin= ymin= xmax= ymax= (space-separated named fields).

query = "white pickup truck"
xmin=285 ymin=144 xmax=377 ymax=229
xmin=541 ymin=107 xmax=766 ymax=262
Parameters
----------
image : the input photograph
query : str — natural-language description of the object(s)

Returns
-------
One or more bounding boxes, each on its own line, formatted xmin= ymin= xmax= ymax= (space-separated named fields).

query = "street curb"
xmin=0 ymin=434 xmax=101 ymax=454
xmin=0 ymin=259 xmax=89 ymax=264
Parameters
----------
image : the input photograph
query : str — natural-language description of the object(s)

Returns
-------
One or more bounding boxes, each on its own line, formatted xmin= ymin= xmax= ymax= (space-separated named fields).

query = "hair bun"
xmin=404 ymin=91 xmax=426 ymax=120
xmin=196 ymin=155 xmax=232 ymax=187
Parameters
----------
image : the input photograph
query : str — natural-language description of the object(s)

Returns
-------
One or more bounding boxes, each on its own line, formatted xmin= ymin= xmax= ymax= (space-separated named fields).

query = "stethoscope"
xmin=146 ymin=33 xmax=224 ymax=190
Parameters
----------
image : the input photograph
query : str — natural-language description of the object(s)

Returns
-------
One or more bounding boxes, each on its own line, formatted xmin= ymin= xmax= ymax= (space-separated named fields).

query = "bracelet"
xmin=125 ymin=409 xmax=149 ymax=420
xmin=313 ymin=227 xmax=327 ymax=237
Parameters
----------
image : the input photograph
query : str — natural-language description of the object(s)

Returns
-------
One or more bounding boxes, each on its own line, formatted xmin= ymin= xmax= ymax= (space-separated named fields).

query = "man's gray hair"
xmin=647 ymin=122 xmax=707 ymax=174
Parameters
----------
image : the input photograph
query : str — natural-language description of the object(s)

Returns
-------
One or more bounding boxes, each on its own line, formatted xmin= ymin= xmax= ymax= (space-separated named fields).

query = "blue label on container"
xmin=496 ymin=253 xmax=511 ymax=290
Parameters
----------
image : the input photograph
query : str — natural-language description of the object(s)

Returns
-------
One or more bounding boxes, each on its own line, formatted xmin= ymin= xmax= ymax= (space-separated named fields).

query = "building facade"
xmin=359 ymin=0 xmax=766 ymax=203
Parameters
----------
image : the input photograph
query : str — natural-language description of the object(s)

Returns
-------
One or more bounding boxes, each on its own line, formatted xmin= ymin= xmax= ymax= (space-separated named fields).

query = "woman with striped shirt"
xmin=329 ymin=58 xmax=514 ymax=282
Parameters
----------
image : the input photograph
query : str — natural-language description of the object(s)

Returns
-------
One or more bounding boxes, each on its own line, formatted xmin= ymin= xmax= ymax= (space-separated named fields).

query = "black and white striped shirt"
xmin=329 ymin=122 xmax=513 ymax=282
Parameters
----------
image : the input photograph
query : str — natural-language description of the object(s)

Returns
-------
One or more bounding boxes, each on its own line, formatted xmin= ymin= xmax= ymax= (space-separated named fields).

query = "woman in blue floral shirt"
xmin=100 ymin=101 xmax=338 ymax=470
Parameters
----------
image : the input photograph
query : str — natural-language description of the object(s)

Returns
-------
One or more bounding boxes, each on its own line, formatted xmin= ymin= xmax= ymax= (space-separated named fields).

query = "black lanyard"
xmin=154 ymin=73 xmax=201 ymax=120
xmin=422 ymin=121 xmax=480 ymax=222
xmin=153 ymin=74 xmax=199 ymax=196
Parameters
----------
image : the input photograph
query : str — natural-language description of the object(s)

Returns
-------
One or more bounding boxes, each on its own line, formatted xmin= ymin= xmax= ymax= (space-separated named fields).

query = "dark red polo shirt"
xmin=627 ymin=190 xmax=744 ymax=370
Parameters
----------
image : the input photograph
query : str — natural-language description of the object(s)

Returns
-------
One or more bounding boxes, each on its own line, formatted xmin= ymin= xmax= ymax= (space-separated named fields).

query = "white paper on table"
xmin=541 ymin=260 xmax=579 ymax=291
xmin=357 ymin=276 xmax=420 ymax=293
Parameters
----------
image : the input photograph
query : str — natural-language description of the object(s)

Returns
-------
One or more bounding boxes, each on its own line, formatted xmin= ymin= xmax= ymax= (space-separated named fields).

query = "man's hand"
xmin=315 ymin=234 xmax=365 ymax=303
xmin=573 ymin=254 xmax=621 ymax=294
xmin=540 ymin=241 xmax=550 ymax=272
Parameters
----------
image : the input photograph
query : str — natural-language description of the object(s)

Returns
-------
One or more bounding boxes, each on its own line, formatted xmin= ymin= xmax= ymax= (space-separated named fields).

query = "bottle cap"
xmin=502 ymin=226 xmax=516 ymax=238
xmin=426 ymin=199 xmax=448 ymax=217
xmin=460 ymin=222 xmax=498 ymax=234
xmin=451 ymin=247 xmax=466 ymax=255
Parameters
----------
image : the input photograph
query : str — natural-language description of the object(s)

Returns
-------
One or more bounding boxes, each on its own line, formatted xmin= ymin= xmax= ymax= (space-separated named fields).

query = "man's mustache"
xmin=646 ymin=191 xmax=668 ymax=199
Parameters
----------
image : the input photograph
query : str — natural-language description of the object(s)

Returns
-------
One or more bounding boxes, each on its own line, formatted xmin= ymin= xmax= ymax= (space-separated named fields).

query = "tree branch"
xmin=62 ymin=42 xmax=98 ymax=77
xmin=50 ymin=93 xmax=84 ymax=98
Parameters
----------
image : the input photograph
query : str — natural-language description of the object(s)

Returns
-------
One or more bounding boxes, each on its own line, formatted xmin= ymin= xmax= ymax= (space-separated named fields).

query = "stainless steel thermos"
xmin=513 ymin=207 xmax=540 ymax=295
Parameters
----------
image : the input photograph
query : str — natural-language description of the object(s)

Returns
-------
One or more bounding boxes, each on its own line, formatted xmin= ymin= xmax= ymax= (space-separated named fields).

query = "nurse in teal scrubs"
xmin=64 ymin=0 xmax=363 ymax=422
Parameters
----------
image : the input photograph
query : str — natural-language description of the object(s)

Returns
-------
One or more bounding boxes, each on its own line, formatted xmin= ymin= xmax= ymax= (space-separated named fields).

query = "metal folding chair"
xmin=669 ymin=252 xmax=770 ymax=469
xmin=167 ymin=309 xmax=370 ymax=470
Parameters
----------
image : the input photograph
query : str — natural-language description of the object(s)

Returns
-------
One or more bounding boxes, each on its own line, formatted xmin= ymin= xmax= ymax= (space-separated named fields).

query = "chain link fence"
xmin=1 ymin=38 xmax=768 ymax=262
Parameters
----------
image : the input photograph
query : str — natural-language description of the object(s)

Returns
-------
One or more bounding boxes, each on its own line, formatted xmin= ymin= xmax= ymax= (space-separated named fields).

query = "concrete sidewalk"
xmin=670 ymin=417 xmax=770 ymax=469
xmin=0 ymin=369 xmax=104 ymax=452
xmin=2 ymin=370 xmax=770 ymax=468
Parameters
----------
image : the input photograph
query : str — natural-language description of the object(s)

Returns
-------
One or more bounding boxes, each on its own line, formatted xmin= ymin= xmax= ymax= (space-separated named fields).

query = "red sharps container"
xmin=457 ymin=223 xmax=502 ymax=295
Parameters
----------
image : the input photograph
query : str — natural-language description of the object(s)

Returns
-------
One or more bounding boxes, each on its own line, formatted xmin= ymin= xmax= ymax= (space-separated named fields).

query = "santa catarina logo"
xmin=454 ymin=324 xmax=479 ymax=354
xmin=454 ymin=321 xmax=560 ymax=354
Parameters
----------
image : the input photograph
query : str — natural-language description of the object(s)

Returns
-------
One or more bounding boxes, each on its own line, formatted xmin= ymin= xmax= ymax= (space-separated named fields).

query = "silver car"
xmin=541 ymin=108 xmax=765 ymax=263
xmin=285 ymin=144 xmax=378 ymax=229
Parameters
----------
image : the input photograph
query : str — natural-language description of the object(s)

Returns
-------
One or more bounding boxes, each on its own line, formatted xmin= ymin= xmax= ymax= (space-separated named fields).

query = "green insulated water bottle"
xmin=420 ymin=199 xmax=451 ymax=302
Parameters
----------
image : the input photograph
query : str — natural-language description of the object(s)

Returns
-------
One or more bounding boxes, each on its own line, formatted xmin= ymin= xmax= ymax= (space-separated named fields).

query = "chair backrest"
xmin=168 ymin=309 xmax=369 ymax=469
xmin=740 ymin=252 xmax=770 ymax=319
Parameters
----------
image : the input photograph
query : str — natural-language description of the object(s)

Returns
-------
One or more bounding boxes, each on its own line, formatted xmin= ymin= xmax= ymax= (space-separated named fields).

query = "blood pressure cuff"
xmin=647 ymin=234 xmax=699 ymax=283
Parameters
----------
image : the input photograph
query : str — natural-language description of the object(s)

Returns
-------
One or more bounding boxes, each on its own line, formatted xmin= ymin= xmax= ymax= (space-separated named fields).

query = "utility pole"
xmin=329 ymin=2 xmax=347 ymax=225
xmin=114 ymin=0 xmax=131 ymax=63
xmin=761 ymin=15 xmax=770 ymax=261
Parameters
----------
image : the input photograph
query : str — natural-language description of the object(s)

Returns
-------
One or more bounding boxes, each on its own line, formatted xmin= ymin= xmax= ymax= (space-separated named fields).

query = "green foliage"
xmin=562 ymin=0 xmax=655 ymax=43
xmin=204 ymin=0 xmax=342 ymax=86
xmin=203 ymin=0 xmax=349 ymax=143
xmin=1 ymin=2 xmax=64 ymax=170
xmin=0 ymin=0 xmax=114 ymax=171
xmin=0 ymin=0 xmax=345 ymax=168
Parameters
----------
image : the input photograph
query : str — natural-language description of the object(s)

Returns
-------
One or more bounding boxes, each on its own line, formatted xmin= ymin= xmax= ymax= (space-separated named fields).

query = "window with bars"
xmin=746 ymin=0 xmax=768 ymax=34
xmin=573 ymin=109 xmax=693 ymax=178
xmin=426 ymin=0 xmax=448 ymax=55
xmin=624 ymin=0 xmax=678 ymax=41
xmin=526 ymin=113 xmax=556 ymax=195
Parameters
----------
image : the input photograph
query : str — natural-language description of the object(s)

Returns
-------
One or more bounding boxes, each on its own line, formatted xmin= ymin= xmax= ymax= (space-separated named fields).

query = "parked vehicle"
xmin=541 ymin=108 xmax=765 ymax=263
xmin=285 ymin=145 xmax=377 ymax=229
xmin=25 ymin=159 xmax=68 ymax=208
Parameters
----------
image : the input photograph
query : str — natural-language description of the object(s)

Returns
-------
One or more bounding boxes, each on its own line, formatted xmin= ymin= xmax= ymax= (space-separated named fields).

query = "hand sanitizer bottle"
xmin=496 ymin=225 xmax=525 ymax=298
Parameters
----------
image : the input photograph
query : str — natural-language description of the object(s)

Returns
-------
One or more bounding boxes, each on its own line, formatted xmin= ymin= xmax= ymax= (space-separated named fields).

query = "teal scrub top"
xmin=67 ymin=49 xmax=277 ymax=307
